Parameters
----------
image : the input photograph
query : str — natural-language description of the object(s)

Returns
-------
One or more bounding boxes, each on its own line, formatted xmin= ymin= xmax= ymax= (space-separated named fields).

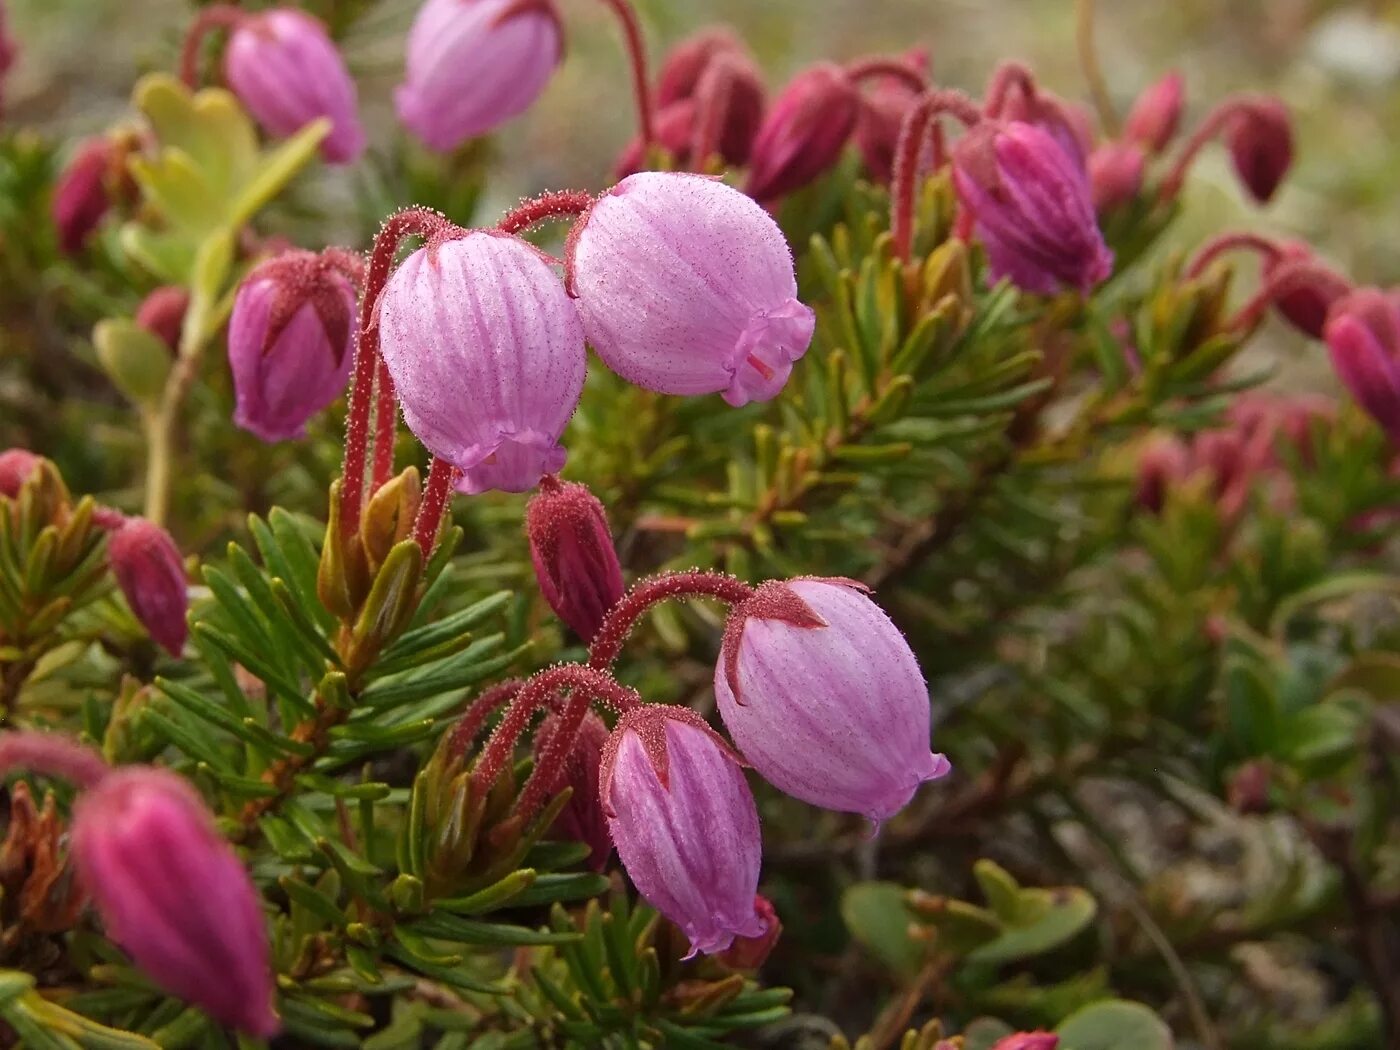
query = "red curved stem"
xmin=445 ymin=679 xmax=524 ymax=762
xmin=1160 ymin=97 xmax=1256 ymax=203
xmin=587 ymin=570 xmax=755 ymax=671
xmin=0 ymin=731 xmax=109 ymax=790
xmin=179 ymin=5 xmax=246 ymax=89
xmin=983 ymin=60 xmax=1038 ymax=118
xmin=412 ymin=457 xmax=456 ymax=553
xmin=1227 ymin=260 xmax=1322 ymax=333
xmin=496 ymin=190 xmax=595 ymax=236
xmin=1184 ymin=231 xmax=1281 ymax=280
xmin=890 ymin=88 xmax=982 ymax=262
xmin=372 ymin=356 xmax=397 ymax=489
xmin=599 ymin=0 xmax=654 ymax=150
xmin=514 ymin=686 xmax=591 ymax=822
xmin=846 ymin=57 xmax=928 ymax=94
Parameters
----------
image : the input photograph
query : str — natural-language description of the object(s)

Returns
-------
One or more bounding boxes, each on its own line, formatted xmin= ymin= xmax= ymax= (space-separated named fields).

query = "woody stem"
xmin=179 ymin=5 xmax=246 ymax=88
xmin=890 ymin=88 xmax=982 ymax=262
xmin=587 ymin=571 xmax=755 ymax=671
xmin=598 ymin=0 xmax=654 ymax=150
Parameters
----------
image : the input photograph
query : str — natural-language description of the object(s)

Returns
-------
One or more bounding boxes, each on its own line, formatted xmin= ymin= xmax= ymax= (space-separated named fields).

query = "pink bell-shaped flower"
xmin=378 ymin=231 xmax=586 ymax=494
xmin=225 ymin=8 xmax=366 ymax=164
xmin=952 ymin=120 xmax=1113 ymax=295
xmin=715 ymin=578 xmax=950 ymax=823
xmin=600 ymin=705 xmax=765 ymax=957
xmin=526 ymin=476 xmax=625 ymax=643
xmin=106 ymin=517 xmax=189 ymax=656
xmin=396 ymin=0 xmax=562 ymax=153
xmin=569 ymin=171 xmax=814 ymax=407
xmin=745 ymin=63 xmax=860 ymax=202
xmin=228 ymin=251 xmax=357 ymax=443
xmin=853 ymin=49 xmax=928 ymax=185
xmin=72 ymin=767 xmax=278 ymax=1036
xmin=1325 ymin=288 xmax=1400 ymax=446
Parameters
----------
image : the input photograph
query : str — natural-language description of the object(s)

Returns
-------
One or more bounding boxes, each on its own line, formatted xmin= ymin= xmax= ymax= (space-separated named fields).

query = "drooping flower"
xmin=1124 ymin=71 xmax=1184 ymax=155
xmin=72 ymin=766 xmax=278 ymax=1036
xmin=569 ymin=171 xmax=814 ymax=406
xmin=52 ymin=137 xmax=116 ymax=255
xmin=716 ymin=894 xmax=781 ymax=970
xmin=225 ymin=8 xmax=366 ymax=164
xmin=378 ymin=231 xmax=586 ymax=494
xmin=1260 ymin=243 xmax=1351 ymax=339
xmin=525 ymin=476 xmax=625 ymax=643
xmin=396 ymin=0 xmax=562 ymax=153
xmin=745 ymin=63 xmax=860 ymax=202
xmin=106 ymin=517 xmax=188 ymax=656
xmin=535 ymin=709 xmax=612 ymax=870
xmin=1225 ymin=97 xmax=1292 ymax=204
xmin=1324 ymin=288 xmax=1400 ymax=446
xmin=600 ymin=705 xmax=765 ymax=957
xmin=952 ymin=120 xmax=1113 ymax=295
xmin=853 ymin=49 xmax=928 ymax=184
xmin=655 ymin=27 xmax=745 ymax=108
xmin=227 ymin=251 xmax=356 ymax=443
xmin=715 ymin=578 xmax=949 ymax=823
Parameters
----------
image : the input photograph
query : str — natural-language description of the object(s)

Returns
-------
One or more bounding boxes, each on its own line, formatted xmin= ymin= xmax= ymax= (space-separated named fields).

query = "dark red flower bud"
xmin=1227 ymin=759 xmax=1273 ymax=814
xmin=1089 ymin=141 xmax=1145 ymax=212
xmin=1124 ymin=71 xmax=1184 ymax=155
xmin=716 ymin=894 xmax=781 ymax=970
xmin=535 ymin=710 xmax=612 ymax=871
xmin=52 ymin=137 xmax=116 ymax=256
xmin=525 ymin=476 xmax=624 ymax=643
xmin=656 ymin=27 xmax=745 ymax=108
xmin=106 ymin=517 xmax=189 ymax=656
xmin=135 ymin=286 xmax=190 ymax=354
xmin=1261 ymin=243 xmax=1351 ymax=339
xmin=853 ymin=48 xmax=928 ymax=185
xmin=745 ymin=63 xmax=860 ymax=202
xmin=689 ymin=51 xmax=765 ymax=167
xmin=0 ymin=448 xmax=40 ymax=498
xmin=1226 ymin=98 xmax=1292 ymax=204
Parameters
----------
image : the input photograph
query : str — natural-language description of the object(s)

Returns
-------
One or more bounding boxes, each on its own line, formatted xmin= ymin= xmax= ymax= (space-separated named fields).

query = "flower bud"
xmin=1089 ymin=141 xmax=1144 ymax=213
xmin=0 ymin=448 xmax=40 ymax=498
xmin=525 ymin=476 xmax=624 ymax=643
xmin=745 ymin=63 xmax=860 ymax=202
xmin=379 ymin=231 xmax=586 ymax=494
xmin=0 ymin=3 xmax=18 ymax=116
xmin=656 ymin=27 xmax=744 ymax=108
xmin=1135 ymin=433 xmax=1191 ymax=513
xmin=715 ymin=578 xmax=949 ymax=823
xmin=991 ymin=79 xmax=1093 ymax=168
xmin=535 ymin=709 xmax=612 ymax=870
xmin=570 ymin=171 xmax=814 ymax=406
xmin=990 ymin=1034 xmax=1059 ymax=1050
xmin=613 ymin=98 xmax=697 ymax=178
xmin=1123 ymin=71 xmax=1184 ymax=155
xmin=225 ymin=8 xmax=366 ymax=164
xmin=601 ymin=705 xmax=765 ymax=957
xmin=135 ymin=286 xmax=190 ymax=353
xmin=1261 ymin=243 xmax=1351 ymax=339
xmin=72 ymin=767 xmax=278 ymax=1036
xmin=52 ymin=137 xmax=116 ymax=255
xmin=396 ymin=0 xmax=562 ymax=153
xmin=1324 ymin=288 xmax=1400 ymax=445
xmin=1225 ymin=98 xmax=1292 ymax=204
xmin=952 ymin=121 xmax=1113 ymax=295
xmin=716 ymin=894 xmax=781 ymax=970
xmin=853 ymin=48 xmax=928 ymax=185
xmin=106 ymin=517 xmax=188 ymax=656
xmin=228 ymin=251 xmax=356 ymax=443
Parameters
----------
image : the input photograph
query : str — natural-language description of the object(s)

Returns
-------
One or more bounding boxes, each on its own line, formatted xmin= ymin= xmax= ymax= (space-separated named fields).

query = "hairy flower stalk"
xmin=889 ymin=88 xmax=983 ymax=261
xmin=587 ymin=570 xmax=756 ymax=670
xmin=598 ymin=0 xmax=655 ymax=151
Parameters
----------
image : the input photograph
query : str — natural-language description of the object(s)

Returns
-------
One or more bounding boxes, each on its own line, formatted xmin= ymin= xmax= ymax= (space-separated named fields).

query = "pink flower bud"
xmin=0 ymin=448 xmax=40 ymax=498
xmin=990 ymin=1034 xmax=1059 ymax=1050
xmin=525 ymin=476 xmax=624 ymax=643
xmin=716 ymin=894 xmax=781 ymax=970
xmin=745 ymin=63 xmax=860 ymax=202
xmin=1089 ymin=141 xmax=1145 ymax=212
xmin=1123 ymin=72 xmax=1184 ymax=155
xmin=992 ymin=81 xmax=1094 ymax=168
xmin=135 ymin=286 xmax=190 ymax=354
xmin=72 ymin=768 xmax=277 ymax=1036
xmin=715 ymin=578 xmax=949 ymax=823
xmin=570 ymin=171 xmax=814 ymax=406
xmin=1135 ymin=434 xmax=1191 ymax=513
xmin=1261 ymin=243 xmax=1351 ymax=340
xmin=536 ymin=709 xmax=612 ymax=870
xmin=0 ymin=1 xmax=18 ymax=115
xmin=854 ymin=49 xmax=928 ymax=185
xmin=396 ymin=0 xmax=562 ymax=153
xmin=1324 ymin=289 xmax=1400 ymax=445
xmin=952 ymin=121 xmax=1113 ymax=295
xmin=655 ymin=27 xmax=744 ymax=108
xmin=379 ymin=231 xmax=586 ymax=494
xmin=52 ymin=137 xmax=115 ymax=255
xmin=106 ymin=517 xmax=188 ymax=656
xmin=225 ymin=9 xmax=366 ymax=164
xmin=600 ymin=706 xmax=765 ymax=957
xmin=1225 ymin=98 xmax=1292 ymax=204
xmin=228 ymin=252 xmax=356 ymax=443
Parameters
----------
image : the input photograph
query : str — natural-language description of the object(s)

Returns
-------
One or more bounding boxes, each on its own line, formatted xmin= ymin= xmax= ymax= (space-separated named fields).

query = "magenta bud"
xmin=716 ymin=578 xmax=949 ymax=823
xmin=992 ymin=81 xmax=1094 ymax=169
xmin=716 ymin=894 xmax=781 ymax=970
xmin=525 ymin=476 xmax=624 ymax=643
xmin=73 ymin=768 xmax=278 ymax=1036
xmin=990 ymin=1034 xmax=1059 ymax=1050
xmin=854 ymin=48 xmax=928 ymax=185
xmin=1262 ymin=244 xmax=1352 ymax=339
xmin=570 ymin=172 xmax=814 ymax=407
xmin=379 ymin=231 xmax=586 ymax=494
xmin=228 ymin=251 xmax=356 ymax=443
xmin=225 ymin=9 xmax=366 ymax=164
xmin=952 ymin=121 xmax=1113 ymax=295
xmin=614 ymin=99 xmax=697 ymax=178
xmin=1135 ymin=434 xmax=1191 ymax=513
xmin=744 ymin=63 xmax=861 ymax=202
xmin=135 ymin=286 xmax=190 ymax=354
xmin=1324 ymin=289 xmax=1400 ymax=446
xmin=106 ymin=517 xmax=189 ymax=656
xmin=1089 ymin=141 xmax=1145 ymax=212
xmin=0 ymin=2 xmax=16 ymax=115
xmin=600 ymin=705 xmax=765 ymax=957
xmin=0 ymin=448 xmax=40 ymax=498
xmin=396 ymin=0 xmax=562 ymax=153
xmin=1123 ymin=72 xmax=1184 ymax=155
xmin=52 ymin=137 xmax=115 ymax=256
xmin=616 ymin=54 xmax=764 ymax=176
xmin=1225 ymin=98 xmax=1292 ymax=204
xmin=536 ymin=709 xmax=613 ymax=870
xmin=655 ymin=27 xmax=745 ymax=108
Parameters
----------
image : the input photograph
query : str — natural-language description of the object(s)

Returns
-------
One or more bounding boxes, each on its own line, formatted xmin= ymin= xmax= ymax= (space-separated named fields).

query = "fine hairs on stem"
xmin=888 ymin=88 xmax=982 ymax=262
xmin=598 ymin=0 xmax=654 ymax=150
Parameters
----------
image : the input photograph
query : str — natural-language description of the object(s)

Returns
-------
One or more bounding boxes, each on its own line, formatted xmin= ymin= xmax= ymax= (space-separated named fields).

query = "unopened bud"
xmin=1123 ymin=71 xmax=1184 ymax=155
xmin=134 ymin=286 xmax=190 ymax=353
xmin=525 ymin=477 xmax=624 ymax=643
xmin=106 ymin=517 xmax=189 ymax=656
